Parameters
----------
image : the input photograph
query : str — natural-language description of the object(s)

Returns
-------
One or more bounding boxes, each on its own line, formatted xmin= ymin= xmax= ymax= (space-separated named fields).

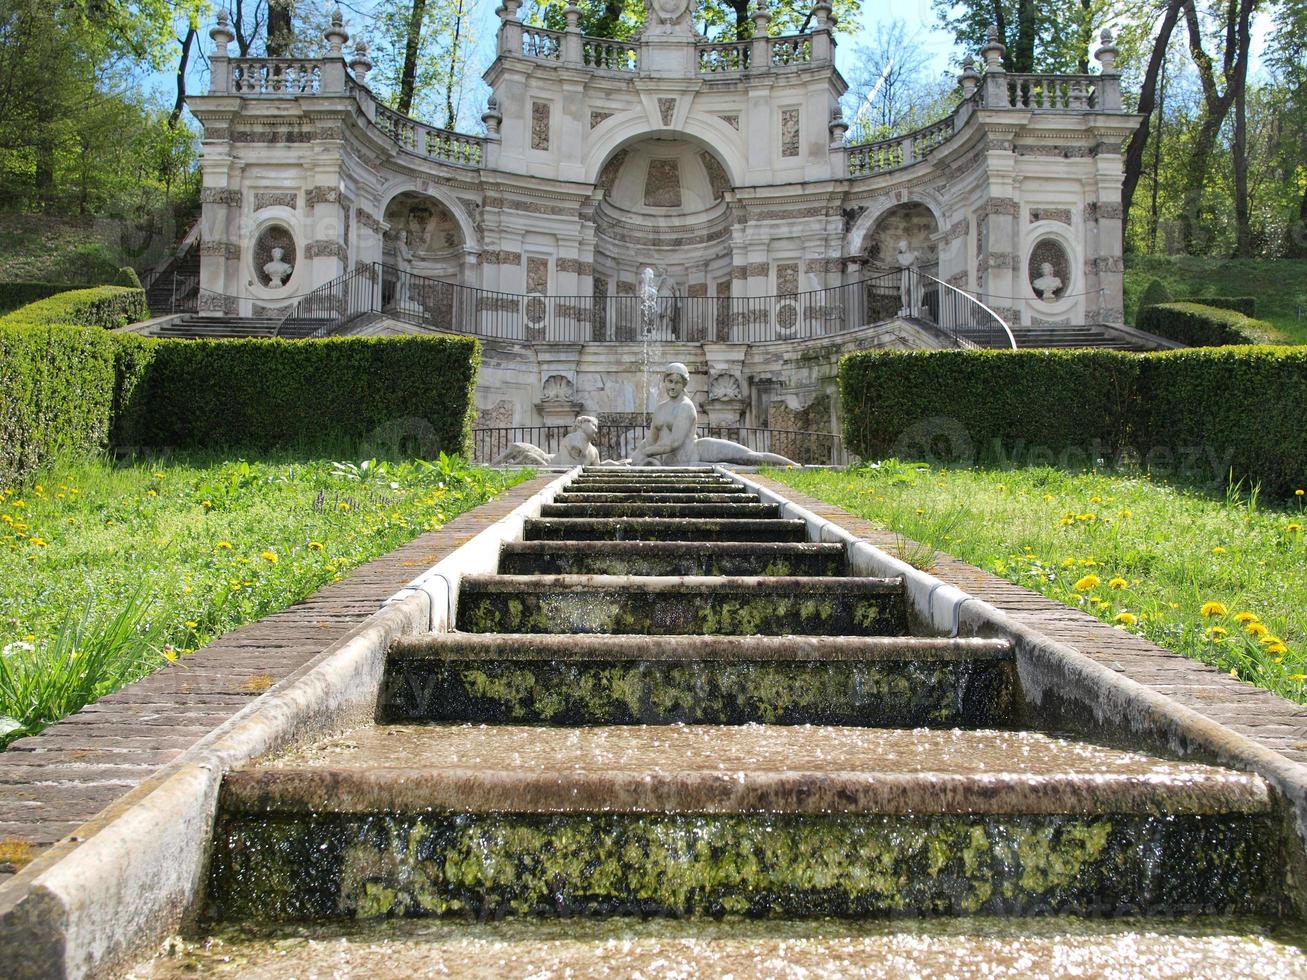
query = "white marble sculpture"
xmin=630 ymin=363 xmax=798 ymax=467
xmin=1032 ymin=261 xmax=1063 ymax=301
xmin=263 ymin=246 xmax=293 ymax=288
xmin=494 ymin=415 xmax=601 ymax=467
xmin=896 ymin=240 xmax=920 ymax=317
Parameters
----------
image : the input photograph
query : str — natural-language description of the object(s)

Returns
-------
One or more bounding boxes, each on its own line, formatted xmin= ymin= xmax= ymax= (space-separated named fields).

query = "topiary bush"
xmin=0 ymin=285 xmax=148 ymax=332
xmin=112 ymin=266 xmax=143 ymax=289
xmin=1136 ymin=278 xmax=1171 ymax=316
xmin=1137 ymin=346 xmax=1307 ymax=497
xmin=116 ymin=335 xmax=481 ymax=457
xmin=1175 ymin=295 xmax=1257 ymax=318
xmin=839 ymin=349 xmax=1141 ymax=466
xmin=1137 ymin=302 xmax=1277 ymax=347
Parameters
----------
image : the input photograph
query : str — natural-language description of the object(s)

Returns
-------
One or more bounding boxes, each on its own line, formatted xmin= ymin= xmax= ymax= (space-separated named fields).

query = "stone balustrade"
xmin=847 ymin=115 xmax=956 ymax=177
xmin=373 ymin=103 xmax=485 ymax=167
xmin=992 ymin=74 xmax=1103 ymax=111
xmin=228 ymin=59 xmax=322 ymax=95
xmin=521 ymin=25 xmax=564 ymax=61
xmin=696 ymin=40 xmax=750 ymax=73
xmin=582 ymin=37 xmax=638 ymax=72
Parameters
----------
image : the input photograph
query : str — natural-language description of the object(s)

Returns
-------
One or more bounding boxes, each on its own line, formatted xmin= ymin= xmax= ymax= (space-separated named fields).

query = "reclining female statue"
xmin=630 ymin=363 xmax=797 ymax=467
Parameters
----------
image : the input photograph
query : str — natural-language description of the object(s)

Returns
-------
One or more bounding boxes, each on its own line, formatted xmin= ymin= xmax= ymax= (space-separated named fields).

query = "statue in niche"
xmin=1032 ymin=261 xmax=1064 ymax=301
xmin=493 ymin=415 xmax=601 ymax=467
xmin=630 ymin=363 xmax=798 ymax=467
xmin=896 ymin=239 xmax=921 ymax=316
xmin=262 ymin=246 xmax=293 ymax=288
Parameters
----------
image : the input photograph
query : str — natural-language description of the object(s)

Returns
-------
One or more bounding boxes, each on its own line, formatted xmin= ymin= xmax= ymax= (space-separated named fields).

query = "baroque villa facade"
xmin=189 ymin=1 xmax=1139 ymax=437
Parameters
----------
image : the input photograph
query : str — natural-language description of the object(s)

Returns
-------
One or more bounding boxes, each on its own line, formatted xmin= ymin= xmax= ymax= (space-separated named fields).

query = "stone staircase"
xmin=201 ymin=468 xmax=1281 ymax=936
xmin=147 ymin=315 xmax=336 ymax=339
xmin=1009 ymin=324 xmax=1155 ymax=350
xmin=144 ymin=246 xmax=200 ymax=317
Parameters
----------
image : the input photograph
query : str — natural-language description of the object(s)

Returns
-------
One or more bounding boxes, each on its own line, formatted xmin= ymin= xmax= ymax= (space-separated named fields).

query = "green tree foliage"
xmin=526 ymin=0 xmax=862 ymax=40
xmin=931 ymin=0 xmax=1109 ymax=71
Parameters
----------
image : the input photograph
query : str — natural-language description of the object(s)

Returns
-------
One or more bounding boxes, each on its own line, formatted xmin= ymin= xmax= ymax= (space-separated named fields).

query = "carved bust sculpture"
xmin=263 ymin=246 xmax=293 ymax=288
xmin=1032 ymin=261 xmax=1064 ymax=301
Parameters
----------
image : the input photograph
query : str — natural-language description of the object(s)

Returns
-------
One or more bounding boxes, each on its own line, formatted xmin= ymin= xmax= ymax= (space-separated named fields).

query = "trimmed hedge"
xmin=116 ymin=336 xmax=481 ymax=456
xmin=0 ymin=281 xmax=93 ymax=315
xmin=113 ymin=266 xmax=143 ymax=289
xmin=840 ymin=346 xmax=1307 ymax=497
xmin=1137 ymin=346 xmax=1307 ymax=497
xmin=1137 ymin=302 xmax=1276 ymax=347
xmin=839 ymin=349 xmax=1140 ymax=464
xmin=1176 ymin=295 xmax=1256 ymax=318
xmin=1136 ymin=278 xmax=1171 ymax=315
xmin=0 ymin=285 xmax=148 ymax=332
xmin=0 ymin=323 xmax=118 ymax=486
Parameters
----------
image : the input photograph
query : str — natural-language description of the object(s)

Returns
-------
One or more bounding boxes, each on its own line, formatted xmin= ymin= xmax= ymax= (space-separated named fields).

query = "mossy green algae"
xmin=205 ymin=810 xmax=1283 ymax=922
xmin=379 ymin=659 xmax=1015 ymax=727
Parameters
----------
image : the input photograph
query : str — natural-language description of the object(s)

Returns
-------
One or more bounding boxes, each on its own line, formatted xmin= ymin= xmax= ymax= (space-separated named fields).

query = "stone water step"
xmin=455 ymin=575 xmax=908 ymax=636
xmin=205 ymin=725 xmax=1280 ymax=921
xmin=499 ymin=540 xmax=845 ymax=577
xmin=539 ymin=502 xmax=780 ymax=519
xmin=581 ymin=466 xmax=718 ymax=473
xmin=379 ymin=633 xmax=1016 ymax=727
xmin=552 ymin=492 xmax=761 ymax=504
xmin=565 ymin=478 xmax=743 ymax=490
xmin=525 ymin=517 xmax=807 ymax=542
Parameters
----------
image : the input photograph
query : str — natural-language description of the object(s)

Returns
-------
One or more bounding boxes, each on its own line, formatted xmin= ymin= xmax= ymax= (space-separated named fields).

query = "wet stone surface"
xmin=131 ymin=917 xmax=1307 ymax=979
xmin=498 ymin=541 xmax=848 ymax=577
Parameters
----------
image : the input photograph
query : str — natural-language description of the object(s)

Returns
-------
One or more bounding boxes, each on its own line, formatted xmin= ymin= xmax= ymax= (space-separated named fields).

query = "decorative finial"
xmin=1100 ymin=27 xmax=1113 ymax=44
xmin=324 ymin=9 xmax=349 ymax=51
xmin=348 ymin=39 xmax=373 ymax=83
xmin=210 ymin=9 xmax=235 ymax=53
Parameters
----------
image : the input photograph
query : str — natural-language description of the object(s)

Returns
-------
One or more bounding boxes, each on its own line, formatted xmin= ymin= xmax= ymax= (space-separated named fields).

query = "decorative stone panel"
xmin=314 ymin=125 xmax=344 ymax=141
xmin=780 ymin=109 xmax=800 ymax=158
xmin=700 ymin=152 xmax=731 ymax=199
xmin=709 ymin=373 xmax=742 ymax=401
xmin=992 ymin=306 xmax=1022 ymax=326
xmin=803 ymin=258 xmax=843 ymax=274
xmin=731 ymin=266 xmax=748 ymax=280
xmin=306 ymin=240 xmax=347 ymax=259
xmin=530 ymin=101 xmax=550 ymax=151
xmin=526 ymin=256 xmax=549 ymax=294
xmin=478 ymin=296 xmax=521 ymax=313
xmin=643 ymin=159 xmax=683 ymax=208
xmin=201 ymin=188 xmax=242 ymax=206
xmin=718 ymin=114 xmax=739 ymax=130
xmin=687 ymin=283 xmax=707 ymax=297
xmin=658 ymin=98 xmax=676 ymax=126
xmin=1028 ymin=238 xmax=1071 ymax=301
xmin=557 ymin=258 xmax=593 ymax=276
xmin=198 ymin=291 xmax=239 ymax=313
xmin=253 ymin=192 xmax=298 ymax=212
xmin=946 ymin=271 xmax=969 ymax=288
xmin=590 ymin=111 xmax=613 ymax=128
xmin=596 ymin=149 xmax=628 ymax=192
xmin=616 ymin=281 xmax=636 ymax=295
xmin=1084 ymin=201 xmax=1124 ymax=221
xmin=944 ymin=217 xmax=969 ymax=243
xmin=978 ymin=252 xmax=1018 ymax=272
xmin=199 ymin=240 xmax=241 ymax=258
xmin=231 ymin=127 xmax=312 ymax=144
xmin=746 ymin=262 xmax=768 ymax=279
xmin=252 ymin=302 xmax=293 ymax=317
xmin=776 ymin=263 xmax=799 ymax=295
xmin=984 ymin=197 xmax=1019 ymax=217
xmin=541 ymin=374 xmax=575 ymax=402
xmin=306 ymin=186 xmax=341 ymax=205
xmin=1091 ymin=255 xmax=1125 ymax=274
xmin=1029 ymin=208 xmax=1072 ymax=225
xmin=353 ymin=260 xmax=378 ymax=280
xmin=475 ymin=400 xmax=516 ymax=429
xmin=356 ymin=208 xmax=385 ymax=234
xmin=481 ymin=250 xmax=522 ymax=266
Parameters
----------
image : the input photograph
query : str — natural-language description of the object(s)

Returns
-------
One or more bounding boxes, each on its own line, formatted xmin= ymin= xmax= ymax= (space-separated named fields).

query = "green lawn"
xmin=1125 ymin=255 xmax=1307 ymax=344
xmin=0 ymin=454 xmax=529 ymax=745
xmin=771 ymin=462 xmax=1307 ymax=703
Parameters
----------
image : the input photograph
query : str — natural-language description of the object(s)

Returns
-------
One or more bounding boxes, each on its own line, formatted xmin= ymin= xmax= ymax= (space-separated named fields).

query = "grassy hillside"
xmin=1125 ymin=255 xmax=1307 ymax=344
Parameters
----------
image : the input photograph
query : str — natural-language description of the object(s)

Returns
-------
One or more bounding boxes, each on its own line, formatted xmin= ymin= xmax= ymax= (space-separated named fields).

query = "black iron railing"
xmin=274 ymin=267 xmax=379 ymax=338
xmin=472 ymin=424 xmax=848 ymax=466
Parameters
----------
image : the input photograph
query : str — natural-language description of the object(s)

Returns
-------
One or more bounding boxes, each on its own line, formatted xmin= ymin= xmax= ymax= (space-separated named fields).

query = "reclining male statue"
xmin=630 ymin=363 xmax=797 ymax=467
xmin=493 ymin=414 xmax=601 ymax=467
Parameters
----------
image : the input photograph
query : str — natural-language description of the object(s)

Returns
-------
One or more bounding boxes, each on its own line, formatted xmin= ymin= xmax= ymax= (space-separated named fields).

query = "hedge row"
xmin=1 ymin=290 xmax=481 ymax=486
xmin=0 ymin=285 xmax=149 ymax=331
xmin=840 ymin=346 xmax=1306 ymax=496
xmin=0 ymin=281 xmax=90 ymax=315
xmin=112 ymin=335 xmax=480 ymax=456
xmin=1137 ymin=302 xmax=1275 ymax=347
xmin=1177 ymin=295 xmax=1256 ymax=317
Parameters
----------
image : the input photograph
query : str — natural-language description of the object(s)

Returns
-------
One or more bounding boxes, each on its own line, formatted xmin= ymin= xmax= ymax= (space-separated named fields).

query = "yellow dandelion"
xmin=1211 ymin=546 xmax=1226 ymax=555
xmin=1289 ymin=523 xmax=1302 ymax=533
xmin=163 ymin=646 xmax=178 ymax=662
xmin=1267 ymin=642 xmax=1287 ymax=655
xmin=1073 ymin=574 xmax=1100 ymax=592
xmin=1234 ymin=611 xmax=1258 ymax=624
xmin=308 ymin=541 xmax=324 ymax=551
xmin=22 ymin=634 xmax=35 ymax=642
xmin=1298 ymin=490 xmax=1305 ymax=496
xmin=1260 ymin=635 xmax=1283 ymax=647
xmin=146 ymin=489 xmax=157 ymax=498
xmin=1208 ymin=626 xmax=1228 ymax=638
xmin=1245 ymin=622 xmax=1269 ymax=638
xmin=1090 ymin=495 xmax=1102 ymax=504
xmin=1200 ymin=601 xmax=1228 ymax=618
xmin=215 ymin=541 xmax=233 ymax=551
xmin=1290 ymin=673 xmax=1306 ymax=682
xmin=202 ymin=500 xmax=213 ymax=510
xmin=185 ymin=621 xmax=198 ymax=629
xmin=260 ymin=550 xmax=279 ymax=564
xmin=1108 ymin=577 xmax=1128 ymax=590
xmin=28 ymin=537 xmax=46 ymax=548
xmin=1115 ymin=612 xmax=1137 ymax=625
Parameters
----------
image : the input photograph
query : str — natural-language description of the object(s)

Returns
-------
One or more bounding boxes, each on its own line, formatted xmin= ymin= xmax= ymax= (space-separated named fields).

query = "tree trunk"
xmin=267 ymin=0 xmax=293 ymax=56
xmin=170 ymin=27 xmax=196 ymax=128
xmin=1231 ymin=4 xmax=1253 ymax=256
xmin=444 ymin=0 xmax=465 ymax=129
xmin=591 ymin=0 xmax=626 ymax=37
xmin=1147 ymin=58 xmax=1167 ymax=253
xmin=397 ymin=0 xmax=427 ymax=116
xmin=1121 ymin=0 xmax=1185 ymax=241
xmin=730 ymin=0 xmax=750 ymax=40
xmin=1012 ymin=0 xmax=1037 ymax=72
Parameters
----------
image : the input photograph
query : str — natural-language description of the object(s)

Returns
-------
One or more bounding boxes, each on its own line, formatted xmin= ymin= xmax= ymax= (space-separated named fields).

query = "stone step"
xmin=552 ymin=492 xmax=761 ymax=504
xmin=539 ymin=502 xmax=780 ymax=519
xmin=455 ymin=574 xmax=908 ymax=635
xmin=581 ymin=466 xmax=717 ymax=473
xmin=134 ymin=916 xmax=1307 ymax=976
xmin=206 ymin=724 xmax=1279 ymax=921
xmin=567 ymin=476 xmax=740 ymax=487
xmin=499 ymin=540 xmax=845 ymax=576
xmin=563 ymin=482 xmax=752 ymax=495
xmin=380 ymin=633 xmax=1016 ymax=727
xmin=524 ymin=517 xmax=807 ymax=542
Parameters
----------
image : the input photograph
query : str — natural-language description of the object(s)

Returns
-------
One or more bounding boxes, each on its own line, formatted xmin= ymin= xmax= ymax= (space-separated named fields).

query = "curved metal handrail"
xmin=915 ymin=270 xmax=1017 ymax=350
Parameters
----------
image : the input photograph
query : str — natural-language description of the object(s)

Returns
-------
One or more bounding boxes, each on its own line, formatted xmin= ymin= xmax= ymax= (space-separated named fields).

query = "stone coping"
xmin=225 ymin=723 xmax=1270 ymax=817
